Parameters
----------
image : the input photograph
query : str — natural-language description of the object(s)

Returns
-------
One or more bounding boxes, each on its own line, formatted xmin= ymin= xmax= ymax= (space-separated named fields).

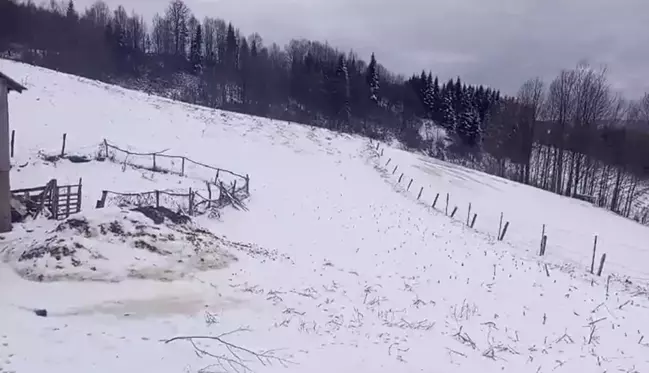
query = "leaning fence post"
xmin=385 ymin=158 xmax=391 ymax=167
xmin=470 ymin=213 xmax=477 ymax=228
xmin=417 ymin=187 xmax=423 ymax=200
xmin=499 ymin=221 xmax=510 ymax=241
xmin=232 ymin=180 xmax=237 ymax=195
xmin=467 ymin=203 xmax=472 ymax=226
xmin=380 ymin=149 xmax=384 ymax=156
xmin=597 ymin=253 xmax=607 ymax=276
xmin=60 ymin=133 xmax=67 ymax=157
xmin=392 ymin=165 xmax=398 ymax=174
xmin=590 ymin=235 xmax=598 ymax=274
xmin=398 ymin=173 xmax=404 ymax=183
xmin=498 ymin=212 xmax=504 ymax=238
xmin=155 ymin=190 xmax=160 ymax=208
xmin=540 ymin=224 xmax=546 ymax=256
xmin=376 ymin=142 xmax=380 ymax=150
xmin=214 ymin=169 xmax=220 ymax=184
xmin=432 ymin=193 xmax=439 ymax=209
xmin=540 ymin=235 xmax=548 ymax=256
xmin=407 ymin=178 xmax=413 ymax=191
xmin=206 ymin=181 xmax=212 ymax=209
xmin=450 ymin=206 xmax=458 ymax=218
xmin=103 ymin=139 xmax=109 ymax=159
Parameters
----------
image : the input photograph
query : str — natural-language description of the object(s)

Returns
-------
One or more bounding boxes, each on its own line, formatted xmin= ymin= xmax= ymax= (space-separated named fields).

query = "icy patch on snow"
xmin=2 ymin=207 xmax=237 ymax=282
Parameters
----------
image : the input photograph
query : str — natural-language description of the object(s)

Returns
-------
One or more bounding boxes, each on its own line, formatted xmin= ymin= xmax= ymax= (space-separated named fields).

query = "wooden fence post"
xmin=392 ymin=165 xmax=398 ymax=174
xmin=417 ymin=187 xmax=423 ymax=200
xmin=450 ymin=206 xmax=458 ymax=218
xmin=60 ymin=133 xmax=67 ymax=157
xmin=232 ymin=180 xmax=237 ymax=195
xmin=499 ymin=222 xmax=510 ymax=241
xmin=77 ymin=178 xmax=82 ymax=213
xmin=445 ymin=193 xmax=449 ymax=215
xmin=206 ymin=181 xmax=212 ymax=208
xmin=96 ymin=190 xmax=108 ymax=208
xmin=103 ymin=139 xmax=109 ymax=158
xmin=432 ymin=193 xmax=439 ymax=209
xmin=245 ymin=174 xmax=250 ymax=194
xmin=407 ymin=178 xmax=413 ymax=191
xmin=214 ymin=169 xmax=220 ymax=184
xmin=376 ymin=142 xmax=380 ymax=150
xmin=10 ymin=130 xmax=15 ymax=158
xmin=385 ymin=158 xmax=391 ymax=167
xmin=152 ymin=154 xmax=157 ymax=170
xmin=65 ymin=185 xmax=71 ymax=218
xmin=470 ymin=214 xmax=477 ymax=228
xmin=597 ymin=253 xmax=607 ymax=276
xmin=540 ymin=236 xmax=548 ymax=256
xmin=181 ymin=157 xmax=186 ymax=176
xmin=467 ymin=203 xmax=472 ymax=226
xmin=590 ymin=235 xmax=598 ymax=274
xmin=540 ymin=224 xmax=546 ymax=256
xmin=155 ymin=190 xmax=160 ymax=208
xmin=188 ymin=188 xmax=194 ymax=215
xmin=498 ymin=212 xmax=504 ymax=238
xmin=398 ymin=173 xmax=404 ymax=183
xmin=380 ymin=149 xmax=384 ymax=156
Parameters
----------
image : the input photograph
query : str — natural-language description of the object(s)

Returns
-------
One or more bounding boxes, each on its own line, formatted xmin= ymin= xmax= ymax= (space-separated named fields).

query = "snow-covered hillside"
xmin=1 ymin=59 xmax=648 ymax=373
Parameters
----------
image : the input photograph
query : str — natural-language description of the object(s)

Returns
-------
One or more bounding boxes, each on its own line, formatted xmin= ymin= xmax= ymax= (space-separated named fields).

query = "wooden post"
xmin=188 ymin=188 xmax=194 ymax=215
xmin=385 ymin=158 xmax=391 ymax=167
xmin=417 ymin=187 xmax=423 ymax=200
xmin=77 ymin=178 xmax=82 ymax=213
xmin=590 ymin=235 xmax=598 ymax=274
xmin=214 ymin=169 xmax=220 ymax=183
xmin=152 ymin=154 xmax=156 ymax=170
xmin=206 ymin=181 xmax=212 ymax=208
xmin=232 ymin=180 xmax=237 ymax=195
xmin=470 ymin=214 xmax=477 ymax=228
xmin=10 ymin=130 xmax=14 ymax=158
xmin=52 ymin=180 xmax=58 ymax=220
xmin=155 ymin=190 xmax=160 ymax=208
xmin=60 ymin=133 xmax=67 ymax=157
xmin=398 ymin=173 xmax=404 ymax=183
xmin=380 ymin=149 xmax=384 ymax=156
xmin=181 ymin=157 xmax=186 ymax=176
xmin=376 ymin=142 xmax=380 ymax=150
xmin=245 ymin=174 xmax=250 ymax=194
xmin=65 ymin=185 xmax=71 ymax=218
xmin=498 ymin=212 xmax=503 ymax=238
xmin=467 ymin=203 xmax=472 ymax=226
xmin=597 ymin=253 xmax=607 ymax=276
xmin=540 ymin=236 xmax=548 ymax=256
xmin=96 ymin=190 xmax=108 ymax=209
xmin=103 ymin=139 xmax=109 ymax=159
xmin=407 ymin=178 xmax=413 ymax=191
xmin=450 ymin=206 xmax=458 ymax=218
xmin=432 ymin=193 xmax=439 ymax=209
xmin=540 ymin=224 xmax=546 ymax=255
xmin=392 ymin=165 xmax=398 ymax=174
xmin=499 ymin=221 xmax=510 ymax=241
xmin=445 ymin=193 xmax=449 ymax=215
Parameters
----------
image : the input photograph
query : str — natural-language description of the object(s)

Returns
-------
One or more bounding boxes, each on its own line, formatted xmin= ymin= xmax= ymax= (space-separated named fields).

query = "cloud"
xmin=74 ymin=0 xmax=649 ymax=97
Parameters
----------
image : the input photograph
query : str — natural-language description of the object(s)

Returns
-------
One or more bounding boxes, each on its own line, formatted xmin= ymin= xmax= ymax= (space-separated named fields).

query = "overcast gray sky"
xmin=73 ymin=0 xmax=649 ymax=97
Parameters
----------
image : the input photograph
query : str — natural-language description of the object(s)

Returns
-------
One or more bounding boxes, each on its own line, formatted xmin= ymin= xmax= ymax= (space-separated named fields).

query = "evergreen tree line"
xmin=0 ymin=0 xmax=500 ymax=146
xmin=2 ymin=0 xmax=649 ymax=221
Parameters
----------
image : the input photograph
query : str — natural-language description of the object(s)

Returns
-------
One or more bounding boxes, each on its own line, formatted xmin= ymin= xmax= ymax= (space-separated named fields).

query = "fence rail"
xmin=100 ymin=139 xmax=248 ymax=188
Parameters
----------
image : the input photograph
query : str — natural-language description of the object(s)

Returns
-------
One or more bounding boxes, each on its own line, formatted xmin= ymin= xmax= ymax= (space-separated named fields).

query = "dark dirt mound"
xmin=133 ymin=206 xmax=191 ymax=225
xmin=55 ymin=218 xmax=92 ymax=237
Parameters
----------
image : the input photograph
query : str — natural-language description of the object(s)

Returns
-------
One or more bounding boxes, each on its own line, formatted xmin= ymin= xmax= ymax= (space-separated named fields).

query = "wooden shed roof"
xmin=0 ymin=70 xmax=26 ymax=93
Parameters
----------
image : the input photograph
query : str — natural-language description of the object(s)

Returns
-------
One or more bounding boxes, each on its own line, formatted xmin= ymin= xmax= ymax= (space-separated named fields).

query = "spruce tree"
xmin=189 ymin=24 xmax=203 ymax=73
xmin=366 ymin=53 xmax=380 ymax=103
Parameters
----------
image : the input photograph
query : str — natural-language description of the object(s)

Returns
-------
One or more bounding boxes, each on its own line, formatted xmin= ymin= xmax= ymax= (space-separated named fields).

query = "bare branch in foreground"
xmin=163 ymin=328 xmax=294 ymax=373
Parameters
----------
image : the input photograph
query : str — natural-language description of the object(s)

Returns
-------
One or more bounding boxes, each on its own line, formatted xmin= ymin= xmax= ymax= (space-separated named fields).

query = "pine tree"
xmin=456 ymin=88 xmax=482 ymax=148
xmin=366 ymin=53 xmax=379 ymax=103
xmin=189 ymin=24 xmax=203 ymax=73
xmin=335 ymin=55 xmax=351 ymax=125
xmin=440 ymin=85 xmax=457 ymax=132
xmin=432 ymin=76 xmax=441 ymax=122
xmin=422 ymin=72 xmax=434 ymax=119
xmin=66 ymin=0 xmax=77 ymax=21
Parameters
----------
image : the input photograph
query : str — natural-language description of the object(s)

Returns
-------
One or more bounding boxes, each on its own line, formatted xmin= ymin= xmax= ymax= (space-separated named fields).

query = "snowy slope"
xmin=1 ymin=59 xmax=648 ymax=373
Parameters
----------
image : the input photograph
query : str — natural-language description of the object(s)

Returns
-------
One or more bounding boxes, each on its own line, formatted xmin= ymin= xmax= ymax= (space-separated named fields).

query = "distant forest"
xmin=2 ymin=0 xmax=649 ymax=222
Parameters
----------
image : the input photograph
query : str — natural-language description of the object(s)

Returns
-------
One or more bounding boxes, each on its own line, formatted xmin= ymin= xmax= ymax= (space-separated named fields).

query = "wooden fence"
xmin=96 ymin=180 xmax=248 ymax=216
xmin=11 ymin=178 xmax=82 ymax=220
xmin=100 ymin=139 xmax=249 ymax=198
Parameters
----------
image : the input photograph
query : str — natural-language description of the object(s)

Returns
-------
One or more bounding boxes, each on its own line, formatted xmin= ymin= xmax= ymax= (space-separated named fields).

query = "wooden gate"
xmin=11 ymin=178 xmax=82 ymax=220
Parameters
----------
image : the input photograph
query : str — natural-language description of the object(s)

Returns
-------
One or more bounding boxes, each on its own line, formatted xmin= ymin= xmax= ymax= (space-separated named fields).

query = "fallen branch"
xmin=163 ymin=328 xmax=294 ymax=373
